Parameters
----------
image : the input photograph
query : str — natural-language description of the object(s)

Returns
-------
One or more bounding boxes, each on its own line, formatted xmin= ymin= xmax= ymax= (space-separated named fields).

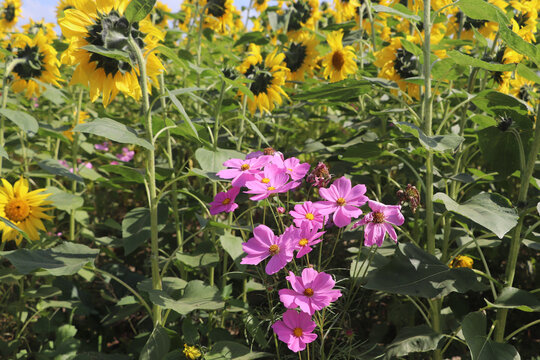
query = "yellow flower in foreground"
xmin=0 ymin=177 xmax=54 ymax=245
xmin=0 ymin=0 xmax=21 ymax=31
xmin=183 ymin=344 xmax=201 ymax=359
xmin=9 ymin=32 xmax=62 ymax=99
xmin=59 ymin=0 xmax=165 ymax=107
xmin=63 ymin=111 xmax=90 ymax=141
xmin=449 ymin=255 xmax=473 ymax=269
xmin=322 ymin=30 xmax=357 ymax=83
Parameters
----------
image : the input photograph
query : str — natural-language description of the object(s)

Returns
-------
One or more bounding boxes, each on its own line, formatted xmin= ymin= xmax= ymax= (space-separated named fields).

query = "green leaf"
xmin=194 ymin=147 xmax=244 ymax=178
xmin=140 ymin=325 xmax=170 ymax=360
xmin=385 ymin=325 xmax=443 ymax=358
xmin=497 ymin=12 xmax=540 ymax=67
xmin=433 ymin=192 xmax=518 ymax=239
xmin=73 ymin=118 xmax=153 ymax=150
xmin=155 ymin=45 xmax=185 ymax=68
xmin=293 ymin=79 xmax=371 ymax=102
xmin=138 ymin=277 xmax=187 ymax=296
xmin=81 ymin=45 xmax=131 ymax=63
xmin=394 ymin=122 xmax=465 ymax=152
xmin=206 ymin=341 xmax=271 ymax=360
xmin=462 ymin=312 xmax=521 ymax=360
xmin=45 ymin=186 xmax=84 ymax=212
xmin=0 ymin=216 xmax=31 ymax=241
xmin=340 ymin=142 xmax=384 ymax=162
xmin=364 ymin=243 xmax=487 ymax=298
xmin=446 ymin=50 xmax=516 ymax=72
xmin=148 ymin=280 xmax=224 ymax=315
xmin=233 ymin=31 xmax=270 ymax=47
xmin=219 ymin=233 xmax=245 ymax=263
xmin=457 ymin=0 xmax=508 ymax=24
xmin=125 ymin=0 xmax=157 ymax=23
xmin=477 ymin=127 xmax=523 ymax=176
xmin=176 ymin=252 xmax=220 ymax=267
xmin=167 ymin=88 xmax=199 ymax=140
xmin=0 ymin=242 xmax=99 ymax=276
xmin=0 ymin=109 xmax=39 ymax=133
xmin=472 ymin=90 xmax=532 ymax=129
xmin=486 ymin=287 xmax=540 ymax=312
xmin=372 ymin=4 xmax=420 ymax=21
xmin=122 ymin=204 xmax=168 ymax=255
xmin=37 ymin=158 xmax=84 ymax=183
xmin=100 ymin=164 xmax=145 ymax=183
xmin=75 ymin=353 xmax=130 ymax=360
xmin=0 ymin=146 xmax=7 ymax=159
xmin=516 ymin=63 xmax=540 ymax=85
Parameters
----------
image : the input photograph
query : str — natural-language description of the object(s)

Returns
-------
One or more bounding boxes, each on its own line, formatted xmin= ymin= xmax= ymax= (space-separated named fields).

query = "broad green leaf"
xmin=140 ymin=325 xmax=170 ymax=360
xmin=472 ymin=90 xmax=532 ymax=130
xmin=125 ymin=0 xmax=157 ymax=23
xmin=37 ymin=159 xmax=84 ymax=183
xmin=45 ymin=186 xmax=84 ymax=212
xmin=432 ymin=58 xmax=467 ymax=81
xmin=138 ymin=277 xmax=188 ymax=296
xmin=433 ymin=192 xmax=518 ymax=239
xmin=486 ymin=287 xmax=540 ymax=312
xmin=364 ymin=243 xmax=486 ymax=298
xmin=516 ymin=63 xmax=540 ymax=85
xmin=176 ymin=252 xmax=220 ymax=267
xmin=155 ymin=45 xmax=185 ymax=68
xmin=233 ymin=31 xmax=270 ymax=47
xmin=75 ymin=353 xmax=130 ymax=360
xmin=372 ymin=4 xmax=421 ymax=21
xmin=293 ymin=79 xmax=371 ymax=101
xmin=386 ymin=325 xmax=443 ymax=358
xmin=33 ymin=79 xmax=67 ymax=105
xmin=477 ymin=127 xmax=524 ymax=176
xmin=194 ymin=147 xmax=244 ymax=177
xmin=341 ymin=142 xmax=384 ymax=162
xmin=0 ymin=242 xmax=99 ymax=276
xmin=497 ymin=12 xmax=540 ymax=67
xmin=81 ymin=45 xmax=131 ymax=63
xmin=0 ymin=109 xmax=39 ymax=133
xmin=462 ymin=312 xmax=521 ymax=360
xmin=53 ymin=324 xmax=80 ymax=359
xmin=219 ymin=233 xmax=245 ymax=263
xmin=100 ymin=164 xmax=145 ymax=183
xmin=457 ymin=0 xmax=508 ymax=24
xmin=205 ymin=341 xmax=271 ymax=360
xmin=148 ymin=280 xmax=224 ymax=315
xmin=74 ymin=118 xmax=153 ymax=150
xmin=167 ymin=88 xmax=199 ymax=140
xmin=246 ymin=118 xmax=269 ymax=147
xmin=0 ymin=146 xmax=7 ymax=159
xmin=394 ymin=122 xmax=465 ymax=152
xmin=23 ymin=286 xmax=62 ymax=299
xmin=121 ymin=203 xmax=168 ymax=255
xmin=446 ymin=50 xmax=516 ymax=72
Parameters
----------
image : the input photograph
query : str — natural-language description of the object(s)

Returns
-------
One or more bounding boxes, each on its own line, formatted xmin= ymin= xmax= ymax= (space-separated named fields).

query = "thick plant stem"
xmin=494 ymin=115 xmax=540 ymax=342
xmin=128 ymin=36 xmax=162 ymax=326
xmin=70 ymin=89 xmax=84 ymax=241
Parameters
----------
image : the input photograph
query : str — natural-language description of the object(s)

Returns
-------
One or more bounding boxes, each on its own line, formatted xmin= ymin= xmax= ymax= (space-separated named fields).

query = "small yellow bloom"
xmin=183 ymin=344 xmax=201 ymax=359
xmin=63 ymin=111 xmax=90 ymax=141
xmin=449 ymin=255 xmax=474 ymax=269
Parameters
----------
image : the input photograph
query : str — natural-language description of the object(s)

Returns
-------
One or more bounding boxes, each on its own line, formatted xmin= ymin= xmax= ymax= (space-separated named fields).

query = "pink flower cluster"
xmin=59 ymin=159 xmax=93 ymax=173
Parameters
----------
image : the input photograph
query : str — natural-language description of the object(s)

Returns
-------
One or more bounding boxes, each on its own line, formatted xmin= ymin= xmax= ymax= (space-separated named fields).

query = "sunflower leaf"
xmin=81 ymin=45 xmax=131 ymax=64
xmin=0 ymin=146 xmax=7 ymax=159
xmin=0 ymin=109 xmax=39 ymax=134
xmin=446 ymin=51 xmax=516 ymax=72
xmin=73 ymin=118 xmax=153 ymax=150
xmin=0 ymin=216 xmax=31 ymax=241
xmin=124 ymin=0 xmax=157 ymax=24
xmin=167 ymin=89 xmax=199 ymax=140
xmin=372 ymin=5 xmax=421 ymax=21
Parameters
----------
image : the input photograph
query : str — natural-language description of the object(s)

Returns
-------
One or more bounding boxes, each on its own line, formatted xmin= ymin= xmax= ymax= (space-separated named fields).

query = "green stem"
xmin=237 ymin=96 xmax=248 ymax=151
xmin=128 ymin=35 xmax=162 ymax=326
xmin=69 ymin=89 xmax=84 ymax=241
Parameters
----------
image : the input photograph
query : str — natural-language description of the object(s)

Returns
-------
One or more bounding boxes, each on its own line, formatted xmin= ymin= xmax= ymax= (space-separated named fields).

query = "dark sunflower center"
xmin=3 ymin=4 xmax=15 ymax=22
xmin=28 ymin=23 xmax=45 ymax=35
xmin=285 ymin=42 xmax=308 ymax=72
xmin=492 ymin=71 xmax=504 ymax=85
xmin=287 ymin=0 xmax=311 ymax=32
xmin=497 ymin=116 xmax=513 ymax=131
xmin=256 ymin=0 xmax=265 ymax=4
xmin=518 ymin=85 xmax=531 ymax=102
xmin=151 ymin=8 xmax=165 ymax=25
xmin=207 ymin=0 xmax=227 ymax=18
xmin=13 ymin=45 xmax=45 ymax=79
xmin=394 ymin=48 xmax=418 ymax=79
xmin=456 ymin=11 xmax=487 ymax=31
xmin=85 ymin=10 xmax=145 ymax=76
xmin=332 ymin=50 xmax=345 ymax=70
xmin=249 ymin=70 xmax=274 ymax=95
xmin=514 ymin=12 xmax=529 ymax=29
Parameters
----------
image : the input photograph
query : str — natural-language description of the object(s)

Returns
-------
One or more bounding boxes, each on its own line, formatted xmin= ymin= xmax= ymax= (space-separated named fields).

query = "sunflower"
xmin=446 ymin=0 xmax=505 ymax=40
xmin=508 ymin=0 xmax=538 ymax=43
xmin=283 ymin=33 xmax=319 ymax=82
xmin=510 ymin=75 xmax=536 ymax=106
xmin=178 ymin=0 xmax=194 ymax=32
xmin=374 ymin=37 xmax=420 ymax=99
xmin=9 ymin=33 xmax=62 ymax=99
xmin=59 ymin=0 xmax=165 ymax=107
xmin=237 ymin=43 xmax=263 ymax=75
xmin=322 ymin=30 xmax=358 ymax=83
xmin=240 ymin=49 xmax=289 ymax=114
xmin=63 ymin=111 xmax=90 ymax=141
xmin=148 ymin=1 xmax=171 ymax=28
xmin=0 ymin=0 xmax=21 ymax=31
xmin=285 ymin=0 xmax=320 ymax=37
xmin=253 ymin=0 xmax=268 ymax=13
xmin=203 ymin=0 xmax=236 ymax=35
xmin=56 ymin=0 xmax=77 ymax=19
xmin=0 ymin=177 xmax=54 ymax=245
xmin=333 ymin=0 xmax=360 ymax=22
xmin=489 ymin=47 xmax=522 ymax=94
xmin=22 ymin=19 xmax=57 ymax=41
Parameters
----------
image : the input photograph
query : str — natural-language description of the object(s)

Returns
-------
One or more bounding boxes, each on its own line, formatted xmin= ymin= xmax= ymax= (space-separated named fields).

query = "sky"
xmin=20 ymin=0 xmax=253 ymax=29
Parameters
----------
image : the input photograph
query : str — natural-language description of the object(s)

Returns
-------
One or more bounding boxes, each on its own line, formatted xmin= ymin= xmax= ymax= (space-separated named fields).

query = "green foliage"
xmin=74 ymin=118 xmax=153 ymax=150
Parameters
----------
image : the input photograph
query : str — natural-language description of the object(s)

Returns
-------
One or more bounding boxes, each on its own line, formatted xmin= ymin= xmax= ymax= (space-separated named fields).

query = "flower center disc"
xmin=261 ymin=177 xmax=270 ymax=184
xmin=222 ymin=198 xmax=231 ymax=205
xmin=332 ymin=51 xmax=345 ymax=71
xmin=285 ymin=42 xmax=308 ymax=72
xmin=293 ymin=327 xmax=303 ymax=337
xmin=5 ymin=198 xmax=31 ymax=222
xmin=14 ymin=45 xmax=45 ymax=79
xmin=373 ymin=211 xmax=385 ymax=223
xmin=269 ymin=244 xmax=280 ymax=255
xmin=305 ymin=213 xmax=314 ymax=220
xmin=299 ymin=238 xmax=308 ymax=247
xmin=4 ymin=4 xmax=15 ymax=22
xmin=303 ymin=287 xmax=314 ymax=297
xmin=267 ymin=186 xmax=276 ymax=191
xmin=241 ymin=164 xmax=250 ymax=171
xmin=336 ymin=197 xmax=346 ymax=206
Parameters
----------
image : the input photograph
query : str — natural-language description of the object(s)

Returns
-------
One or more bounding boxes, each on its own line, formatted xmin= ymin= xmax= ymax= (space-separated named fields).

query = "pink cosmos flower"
xmin=314 ymin=177 xmax=368 ymax=228
xmin=209 ymin=187 xmax=240 ymax=215
xmin=95 ymin=142 xmax=109 ymax=151
xmin=306 ymin=162 xmax=332 ymax=188
xmin=117 ymin=147 xmax=135 ymax=162
xmin=289 ymin=201 xmax=325 ymax=230
xmin=294 ymin=222 xmax=325 ymax=258
xmin=241 ymin=224 xmax=295 ymax=275
xmin=354 ymin=200 xmax=405 ymax=247
xmin=272 ymin=310 xmax=317 ymax=353
xmin=277 ymin=206 xmax=285 ymax=214
xmin=279 ymin=268 xmax=342 ymax=315
xmin=217 ymin=156 xmax=271 ymax=187
xmin=244 ymin=164 xmax=296 ymax=201
xmin=273 ymin=156 xmax=311 ymax=181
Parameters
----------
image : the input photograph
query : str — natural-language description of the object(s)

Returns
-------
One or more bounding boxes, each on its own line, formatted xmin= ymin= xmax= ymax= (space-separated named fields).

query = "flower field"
xmin=0 ymin=0 xmax=539 ymax=358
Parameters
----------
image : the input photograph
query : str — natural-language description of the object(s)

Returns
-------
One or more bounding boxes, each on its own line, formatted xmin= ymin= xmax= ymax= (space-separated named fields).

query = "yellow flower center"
xmin=267 ymin=186 xmax=276 ymax=191
xmin=305 ymin=213 xmax=314 ymax=220
xmin=222 ymin=198 xmax=231 ymax=205
xmin=269 ymin=244 xmax=279 ymax=255
xmin=4 ymin=198 xmax=30 ymax=222
xmin=336 ymin=197 xmax=346 ymax=206
xmin=299 ymin=238 xmax=309 ymax=247
xmin=293 ymin=327 xmax=303 ymax=337
xmin=450 ymin=255 xmax=474 ymax=269
xmin=332 ymin=50 xmax=345 ymax=71
xmin=261 ymin=177 xmax=270 ymax=183
xmin=373 ymin=211 xmax=385 ymax=223
xmin=287 ymin=168 xmax=293 ymax=172
xmin=303 ymin=288 xmax=314 ymax=297
xmin=241 ymin=164 xmax=250 ymax=171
